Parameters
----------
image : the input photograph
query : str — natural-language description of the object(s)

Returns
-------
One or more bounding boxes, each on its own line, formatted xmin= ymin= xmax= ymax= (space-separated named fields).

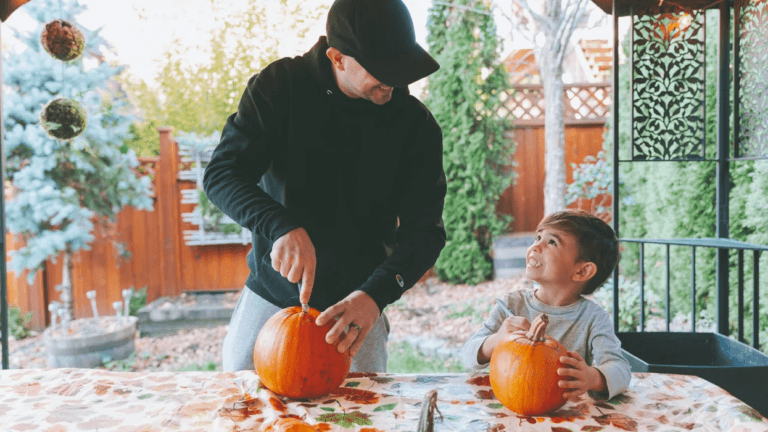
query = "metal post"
xmin=715 ymin=1 xmax=731 ymax=336
xmin=738 ymin=249 xmax=744 ymax=342
xmin=665 ymin=244 xmax=670 ymax=332
xmin=1 ymin=25 xmax=10 ymax=370
xmin=611 ymin=0 xmax=620 ymax=333
xmin=691 ymin=246 xmax=696 ymax=332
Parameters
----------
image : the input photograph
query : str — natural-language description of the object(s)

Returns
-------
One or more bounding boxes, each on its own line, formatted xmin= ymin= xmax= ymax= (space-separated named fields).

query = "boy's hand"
xmin=478 ymin=316 xmax=531 ymax=364
xmin=498 ymin=316 xmax=531 ymax=336
xmin=557 ymin=351 xmax=607 ymax=400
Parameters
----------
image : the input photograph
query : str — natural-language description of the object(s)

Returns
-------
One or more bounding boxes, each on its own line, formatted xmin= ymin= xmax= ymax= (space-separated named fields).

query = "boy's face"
xmin=525 ymin=227 xmax=584 ymax=288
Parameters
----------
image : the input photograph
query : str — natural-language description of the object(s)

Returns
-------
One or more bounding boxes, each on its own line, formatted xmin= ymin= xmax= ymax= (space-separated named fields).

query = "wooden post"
xmin=157 ymin=127 xmax=182 ymax=298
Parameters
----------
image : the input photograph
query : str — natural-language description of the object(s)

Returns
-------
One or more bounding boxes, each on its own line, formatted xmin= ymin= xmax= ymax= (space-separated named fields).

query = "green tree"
xmin=123 ymin=0 xmax=328 ymax=156
xmin=3 ymin=0 xmax=154 ymax=320
xmin=425 ymin=0 xmax=515 ymax=284
xmin=499 ymin=0 xmax=592 ymax=213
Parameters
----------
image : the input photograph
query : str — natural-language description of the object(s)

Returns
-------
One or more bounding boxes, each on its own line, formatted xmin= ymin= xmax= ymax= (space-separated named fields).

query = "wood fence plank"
xmin=157 ymin=127 xmax=182 ymax=298
xmin=143 ymin=205 xmax=163 ymax=304
xmin=118 ymin=209 xmax=135 ymax=297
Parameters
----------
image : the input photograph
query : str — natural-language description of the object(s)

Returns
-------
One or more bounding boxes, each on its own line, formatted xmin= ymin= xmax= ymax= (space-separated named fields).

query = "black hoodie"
xmin=203 ymin=36 xmax=446 ymax=313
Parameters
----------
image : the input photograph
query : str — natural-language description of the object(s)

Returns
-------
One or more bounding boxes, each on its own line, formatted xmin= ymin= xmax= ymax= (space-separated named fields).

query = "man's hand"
xmin=316 ymin=291 xmax=380 ymax=357
xmin=557 ymin=350 xmax=607 ymax=400
xmin=270 ymin=227 xmax=316 ymax=304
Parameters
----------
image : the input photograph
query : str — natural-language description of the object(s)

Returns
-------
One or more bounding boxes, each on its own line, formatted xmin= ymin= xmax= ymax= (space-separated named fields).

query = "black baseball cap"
xmin=326 ymin=0 xmax=440 ymax=88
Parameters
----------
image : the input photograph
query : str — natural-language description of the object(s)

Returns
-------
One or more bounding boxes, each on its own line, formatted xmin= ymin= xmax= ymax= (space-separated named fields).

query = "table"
xmin=1 ymin=369 xmax=766 ymax=431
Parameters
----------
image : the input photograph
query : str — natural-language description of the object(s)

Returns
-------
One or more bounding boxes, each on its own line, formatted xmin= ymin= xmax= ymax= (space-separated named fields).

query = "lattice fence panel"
xmin=499 ymin=83 xmax=611 ymax=124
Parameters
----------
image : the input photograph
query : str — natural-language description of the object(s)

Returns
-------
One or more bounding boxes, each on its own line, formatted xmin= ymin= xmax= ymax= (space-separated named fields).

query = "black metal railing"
xmin=615 ymin=238 xmax=767 ymax=351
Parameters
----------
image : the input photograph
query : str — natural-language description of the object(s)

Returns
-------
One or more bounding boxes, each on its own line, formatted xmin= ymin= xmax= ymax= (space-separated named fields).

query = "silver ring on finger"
xmin=348 ymin=323 xmax=361 ymax=332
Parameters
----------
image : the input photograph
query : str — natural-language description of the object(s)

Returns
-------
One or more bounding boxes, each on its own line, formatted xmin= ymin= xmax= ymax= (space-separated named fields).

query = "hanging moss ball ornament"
xmin=41 ymin=19 xmax=85 ymax=61
xmin=40 ymin=97 xmax=88 ymax=141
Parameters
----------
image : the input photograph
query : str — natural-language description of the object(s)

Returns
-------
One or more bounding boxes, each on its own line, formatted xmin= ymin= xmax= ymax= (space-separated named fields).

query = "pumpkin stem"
xmin=525 ymin=313 xmax=549 ymax=342
xmin=417 ymin=389 xmax=442 ymax=432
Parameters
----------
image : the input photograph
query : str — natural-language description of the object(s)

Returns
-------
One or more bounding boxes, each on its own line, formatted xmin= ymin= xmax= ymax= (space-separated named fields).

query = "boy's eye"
xmin=549 ymin=239 xmax=557 ymax=246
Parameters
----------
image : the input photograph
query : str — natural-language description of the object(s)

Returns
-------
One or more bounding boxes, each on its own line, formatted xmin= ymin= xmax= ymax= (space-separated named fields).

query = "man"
xmin=203 ymin=0 xmax=446 ymax=372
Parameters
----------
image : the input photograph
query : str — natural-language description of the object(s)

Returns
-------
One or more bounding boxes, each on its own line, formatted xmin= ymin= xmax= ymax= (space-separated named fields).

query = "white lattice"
xmin=177 ymin=137 xmax=252 ymax=246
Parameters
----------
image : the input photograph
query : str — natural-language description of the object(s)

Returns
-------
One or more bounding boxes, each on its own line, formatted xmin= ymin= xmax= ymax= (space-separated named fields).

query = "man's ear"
xmin=326 ymin=47 xmax=345 ymax=71
xmin=572 ymin=262 xmax=597 ymax=282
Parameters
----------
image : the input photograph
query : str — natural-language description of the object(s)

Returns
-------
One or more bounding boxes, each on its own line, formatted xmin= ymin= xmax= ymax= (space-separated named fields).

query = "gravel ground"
xmin=6 ymin=272 xmax=532 ymax=371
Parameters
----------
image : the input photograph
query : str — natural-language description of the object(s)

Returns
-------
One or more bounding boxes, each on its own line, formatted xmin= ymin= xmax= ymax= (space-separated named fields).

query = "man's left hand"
xmin=316 ymin=291 xmax=380 ymax=358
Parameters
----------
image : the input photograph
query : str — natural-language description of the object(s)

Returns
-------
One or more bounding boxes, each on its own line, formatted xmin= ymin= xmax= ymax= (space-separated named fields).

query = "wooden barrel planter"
xmin=44 ymin=316 xmax=138 ymax=368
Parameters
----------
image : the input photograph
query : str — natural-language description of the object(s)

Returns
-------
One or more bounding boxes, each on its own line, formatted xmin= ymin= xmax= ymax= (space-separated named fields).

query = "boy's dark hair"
xmin=537 ymin=209 xmax=620 ymax=295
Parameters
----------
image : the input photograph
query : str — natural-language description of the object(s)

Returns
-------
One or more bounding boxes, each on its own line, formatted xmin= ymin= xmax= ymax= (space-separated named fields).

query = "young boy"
xmin=461 ymin=209 xmax=631 ymax=401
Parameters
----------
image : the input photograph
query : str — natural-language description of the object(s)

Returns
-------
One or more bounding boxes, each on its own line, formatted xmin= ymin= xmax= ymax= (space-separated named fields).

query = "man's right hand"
xmin=270 ymin=227 xmax=316 ymax=305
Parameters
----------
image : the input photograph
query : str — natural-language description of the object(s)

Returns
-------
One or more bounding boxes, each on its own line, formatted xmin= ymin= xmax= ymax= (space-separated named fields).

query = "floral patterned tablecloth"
xmin=1 ymin=368 xmax=766 ymax=431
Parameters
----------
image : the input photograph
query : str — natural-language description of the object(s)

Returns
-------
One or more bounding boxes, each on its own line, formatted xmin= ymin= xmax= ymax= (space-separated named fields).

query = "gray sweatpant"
xmin=222 ymin=288 xmax=390 ymax=372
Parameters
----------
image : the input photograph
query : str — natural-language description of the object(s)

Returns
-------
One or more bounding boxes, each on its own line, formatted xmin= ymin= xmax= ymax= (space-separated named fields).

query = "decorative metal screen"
xmin=735 ymin=0 xmax=768 ymax=159
xmin=631 ymin=9 xmax=706 ymax=161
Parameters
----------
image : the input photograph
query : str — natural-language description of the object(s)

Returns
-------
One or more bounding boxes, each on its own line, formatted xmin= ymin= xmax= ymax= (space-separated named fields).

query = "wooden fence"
xmin=6 ymin=84 xmax=610 ymax=331
xmin=6 ymin=128 xmax=251 ymax=331
xmin=496 ymin=83 xmax=610 ymax=232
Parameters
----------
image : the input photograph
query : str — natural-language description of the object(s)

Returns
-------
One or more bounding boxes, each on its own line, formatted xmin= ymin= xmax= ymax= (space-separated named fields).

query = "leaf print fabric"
xmin=0 ymin=369 xmax=766 ymax=431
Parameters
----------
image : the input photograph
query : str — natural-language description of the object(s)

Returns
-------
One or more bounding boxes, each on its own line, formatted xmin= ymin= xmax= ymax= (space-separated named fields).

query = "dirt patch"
xmin=6 ymin=272 xmax=531 ymax=371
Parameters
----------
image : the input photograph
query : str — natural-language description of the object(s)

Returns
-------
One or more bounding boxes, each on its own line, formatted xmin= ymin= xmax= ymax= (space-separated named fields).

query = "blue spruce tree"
xmin=3 ymin=0 xmax=153 ymax=320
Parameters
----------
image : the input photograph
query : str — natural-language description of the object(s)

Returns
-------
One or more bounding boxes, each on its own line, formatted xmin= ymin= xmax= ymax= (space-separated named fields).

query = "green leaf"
xmin=488 ymin=403 xmax=504 ymax=409
xmin=344 ymin=381 xmax=361 ymax=388
xmin=315 ymin=412 xmax=373 ymax=428
xmin=607 ymin=394 xmax=633 ymax=405
xmin=373 ymin=403 xmax=397 ymax=412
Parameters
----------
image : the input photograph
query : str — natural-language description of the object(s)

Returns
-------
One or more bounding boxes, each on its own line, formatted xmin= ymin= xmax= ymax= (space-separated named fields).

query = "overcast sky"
xmin=75 ymin=0 xmax=436 ymax=84
xmin=2 ymin=0 xmax=615 ymax=86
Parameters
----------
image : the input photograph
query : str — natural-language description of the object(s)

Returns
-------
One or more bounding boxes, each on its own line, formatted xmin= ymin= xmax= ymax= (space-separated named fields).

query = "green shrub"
xmin=175 ymin=360 xmax=219 ymax=372
xmin=128 ymin=286 xmax=148 ymax=317
xmin=424 ymin=0 xmax=515 ymax=285
xmin=387 ymin=341 xmax=468 ymax=374
xmin=1 ymin=306 xmax=33 ymax=340
xmin=590 ymin=276 xmax=662 ymax=332
xmin=101 ymin=352 xmax=136 ymax=371
xmin=198 ymin=190 xmax=242 ymax=235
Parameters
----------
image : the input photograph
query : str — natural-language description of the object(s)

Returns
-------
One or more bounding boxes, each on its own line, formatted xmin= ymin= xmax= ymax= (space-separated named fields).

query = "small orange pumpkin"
xmin=262 ymin=417 xmax=318 ymax=431
xmin=489 ymin=313 xmax=569 ymax=415
xmin=254 ymin=306 xmax=351 ymax=399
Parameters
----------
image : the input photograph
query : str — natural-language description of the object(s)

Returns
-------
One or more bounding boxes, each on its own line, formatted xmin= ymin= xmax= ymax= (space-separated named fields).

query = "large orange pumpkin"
xmin=254 ymin=306 xmax=352 ymax=399
xmin=489 ymin=313 xmax=569 ymax=415
xmin=262 ymin=417 xmax=318 ymax=431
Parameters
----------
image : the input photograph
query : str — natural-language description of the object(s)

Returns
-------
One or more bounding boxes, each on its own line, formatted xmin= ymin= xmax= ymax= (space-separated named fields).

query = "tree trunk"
xmin=540 ymin=50 xmax=567 ymax=214
xmin=55 ymin=253 xmax=75 ymax=323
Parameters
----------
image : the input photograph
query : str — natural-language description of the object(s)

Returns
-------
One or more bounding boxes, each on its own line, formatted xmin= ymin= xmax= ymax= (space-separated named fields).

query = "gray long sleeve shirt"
xmin=461 ymin=288 xmax=631 ymax=399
